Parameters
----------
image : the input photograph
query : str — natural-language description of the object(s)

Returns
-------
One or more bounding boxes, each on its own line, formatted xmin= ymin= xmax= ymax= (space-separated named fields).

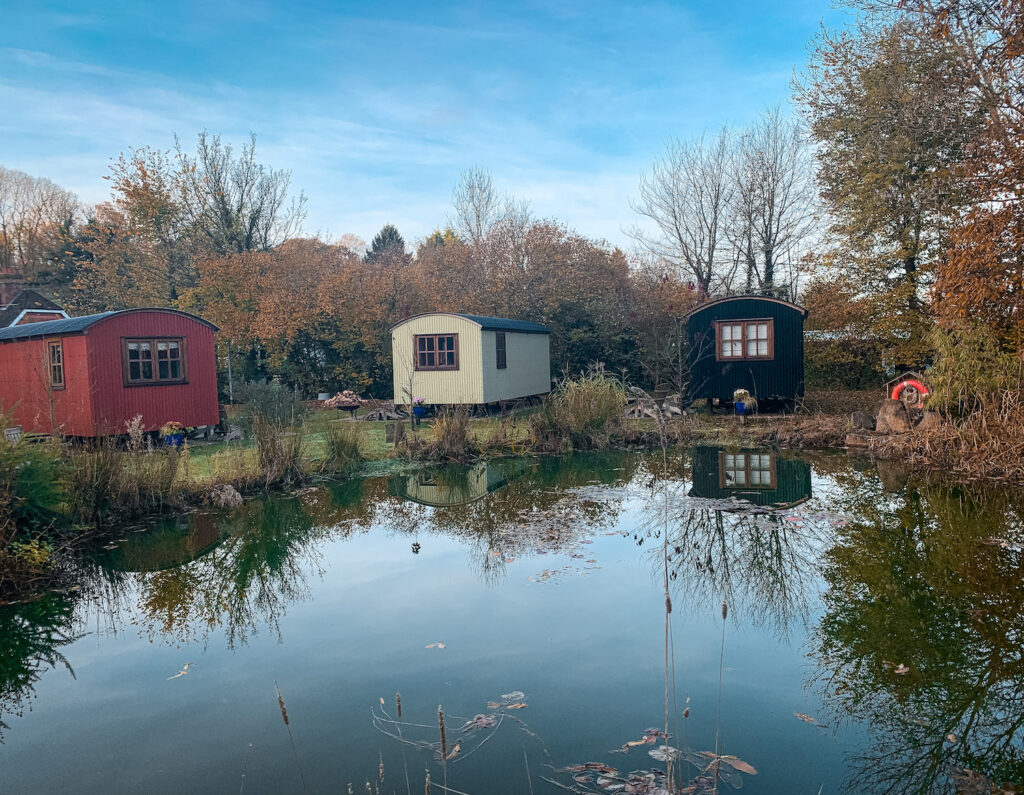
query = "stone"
xmin=207 ymin=484 xmax=243 ymax=508
xmin=846 ymin=432 xmax=872 ymax=448
xmin=875 ymin=399 xmax=911 ymax=434
xmin=919 ymin=410 xmax=942 ymax=432
xmin=850 ymin=411 xmax=876 ymax=431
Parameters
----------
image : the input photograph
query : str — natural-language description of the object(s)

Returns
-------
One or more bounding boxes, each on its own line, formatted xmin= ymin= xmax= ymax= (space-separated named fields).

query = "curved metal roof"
xmin=0 ymin=308 xmax=219 ymax=342
xmin=391 ymin=312 xmax=550 ymax=334
xmin=683 ymin=295 xmax=808 ymax=319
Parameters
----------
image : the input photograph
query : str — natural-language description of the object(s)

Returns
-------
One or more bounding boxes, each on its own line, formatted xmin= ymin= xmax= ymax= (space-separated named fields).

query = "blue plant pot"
xmin=735 ymin=401 xmax=747 ymax=415
xmin=165 ymin=433 xmax=184 ymax=447
xmin=412 ymin=406 xmax=427 ymax=418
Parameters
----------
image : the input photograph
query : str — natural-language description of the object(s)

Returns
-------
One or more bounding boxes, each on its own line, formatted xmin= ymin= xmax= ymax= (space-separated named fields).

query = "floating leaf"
xmin=649 ymin=745 xmax=681 ymax=762
xmin=500 ymin=691 xmax=525 ymax=702
xmin=445 ymin=742 xmax=460 ymax=760
xmin=720 ymin=755 xmax=758 ymax=775
xmin=947 ymin=733 xmax=958 ymax=744
xmin=794 ymin=712 xmax=815 ymax=723
xmin=506 ymin=702 xmax=528 ymax=709
xmin=895 ymin=664 xmax=910 ymax=675
xmin=487 ymin=701 xmax=502 ymax=710
xmin=425 ymin=642 xmax=446 ymax=649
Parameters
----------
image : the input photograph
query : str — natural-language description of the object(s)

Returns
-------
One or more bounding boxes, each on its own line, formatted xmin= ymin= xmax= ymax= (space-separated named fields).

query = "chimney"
xmin=0 ymin=269 xmax=26 ymax=307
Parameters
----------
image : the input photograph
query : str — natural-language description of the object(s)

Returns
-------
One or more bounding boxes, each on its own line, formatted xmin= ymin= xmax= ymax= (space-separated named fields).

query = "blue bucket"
xmin=735 ymin=401 xmax=747 ymax=415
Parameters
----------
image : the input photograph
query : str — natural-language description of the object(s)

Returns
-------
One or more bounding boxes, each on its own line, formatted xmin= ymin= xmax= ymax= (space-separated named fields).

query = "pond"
xmin=2 ymin=448 xmax=1023 ymax=794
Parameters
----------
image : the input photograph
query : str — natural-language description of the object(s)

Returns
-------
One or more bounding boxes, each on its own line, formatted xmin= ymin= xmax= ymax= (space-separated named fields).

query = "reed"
xmin=252 ymin=412 xmax=305 ymax=488
xmin=430 ymin=410 xmax=473 ymax=462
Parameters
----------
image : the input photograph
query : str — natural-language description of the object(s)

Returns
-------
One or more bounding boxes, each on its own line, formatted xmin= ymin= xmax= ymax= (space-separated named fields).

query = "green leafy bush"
xmin=235 ymin=380 xmax=307 ymax=428
xmin=320 ymin=422 xmax=364 ymax=477
xmin=0 ymin=433 xmax=64 ymax=541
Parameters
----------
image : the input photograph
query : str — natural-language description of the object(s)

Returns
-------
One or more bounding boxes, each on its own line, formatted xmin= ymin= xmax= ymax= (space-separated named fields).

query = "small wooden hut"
xmin=685 ymin=295 xmax=808 ymax=408
xmin=390 ymin=312 xmax=550 ymax=407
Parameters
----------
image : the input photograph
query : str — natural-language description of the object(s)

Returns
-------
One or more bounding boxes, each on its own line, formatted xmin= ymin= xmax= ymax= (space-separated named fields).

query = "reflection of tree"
xmin=128 ymin=497 xmax=338 ymax=648
xmin=0 ymin=592 xmax=80 ymax=740
xmin=814 ymin=483 xmax=1024 ymax=793
xmin=646 ymin=449 xmax=822 ymax=638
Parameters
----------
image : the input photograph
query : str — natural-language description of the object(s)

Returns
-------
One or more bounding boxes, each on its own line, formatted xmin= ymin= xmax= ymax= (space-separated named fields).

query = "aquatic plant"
xmin=320 ymin=421 xmax=364 ymax=477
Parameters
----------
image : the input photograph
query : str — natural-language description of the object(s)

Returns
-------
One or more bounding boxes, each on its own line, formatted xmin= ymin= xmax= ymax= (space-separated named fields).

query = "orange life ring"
xmin=891 ymin=379 xmax=929 ymax=401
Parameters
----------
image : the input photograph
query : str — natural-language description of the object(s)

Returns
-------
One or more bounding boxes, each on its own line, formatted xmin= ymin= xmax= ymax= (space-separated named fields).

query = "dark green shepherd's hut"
xmin=685 ymin=296 xmax=808 ymax=408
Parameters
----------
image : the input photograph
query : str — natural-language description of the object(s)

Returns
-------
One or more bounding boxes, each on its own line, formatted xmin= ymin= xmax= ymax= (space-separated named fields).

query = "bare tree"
xmin=729 ymin=107 xmax=816 ymax=294
xmin=629 ymin=129 xmax=734 ymax=295
xmin=175 ymin=132 xmax=306 ymax=255
xmin=450 ymin=167 xmax=501 ymax=243
xmin=0 ymin=166 xmax=79 ymax=278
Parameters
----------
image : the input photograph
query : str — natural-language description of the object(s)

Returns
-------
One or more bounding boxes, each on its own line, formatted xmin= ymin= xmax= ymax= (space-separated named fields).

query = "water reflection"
xmin=387 ymin=459 xmax=531 ymax=507
xmin=648 ymin=447 xmax=822 ymax=638
xmin=814 ymin=481 xmax=1024 ymax=793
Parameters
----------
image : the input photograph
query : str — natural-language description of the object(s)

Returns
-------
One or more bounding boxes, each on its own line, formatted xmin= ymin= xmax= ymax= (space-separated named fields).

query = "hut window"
xmin=495 ymin=332 xmax=507 ymax=369
xmin=719 ymin=452 xmax=776 ymax=489
xmin=124 ymin=338 xmax=186 ymax=384
xmin=715 ymin=319 xmax=773 ymax=361
xmin=414 ymin=334 xmax=459 ymax=371
xmin=48 ymin=341 xmax=64 ymax=389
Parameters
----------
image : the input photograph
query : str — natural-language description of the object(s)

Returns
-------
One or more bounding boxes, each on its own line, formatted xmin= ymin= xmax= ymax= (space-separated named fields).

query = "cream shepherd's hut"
xmin=391 ymin=313 xmax=551 ymax=407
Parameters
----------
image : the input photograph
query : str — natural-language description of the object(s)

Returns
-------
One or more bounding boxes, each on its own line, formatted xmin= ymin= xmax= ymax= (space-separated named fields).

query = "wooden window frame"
xmin=121 ymin=337 xmax=188 ymax=386
xmin=495 ymin=331 xmax=507 ymax=370
xmin=47 ymin=340 xmax=65 ymax=390
xmin=718 ymin=451 xmax=777 ymax=490
xmin=414 ymin=333 xmax=459 ymax=371
xmin=714 ymin=318 xmax=774 ymax=361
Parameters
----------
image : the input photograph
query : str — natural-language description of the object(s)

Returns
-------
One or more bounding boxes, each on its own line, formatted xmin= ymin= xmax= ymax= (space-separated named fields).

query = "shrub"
xmin=320 ymin=422 xmax=364 ymax=477
xmin=0 ymin=433 xmax=64 ymax=543
xmin=235 ymin=380 xmax=307 ymax=428
xmin=927 ymin=323 xmax=1022 ymax=414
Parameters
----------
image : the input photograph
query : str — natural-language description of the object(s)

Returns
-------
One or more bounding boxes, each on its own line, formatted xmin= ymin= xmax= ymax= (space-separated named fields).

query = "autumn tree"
xmin=796 ymin=20 xmax=985 ymax=362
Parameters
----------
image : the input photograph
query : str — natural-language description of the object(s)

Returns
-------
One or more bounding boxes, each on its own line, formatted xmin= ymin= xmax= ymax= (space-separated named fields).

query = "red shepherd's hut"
xmin=0 ymin=308 xmax=219 ymax=437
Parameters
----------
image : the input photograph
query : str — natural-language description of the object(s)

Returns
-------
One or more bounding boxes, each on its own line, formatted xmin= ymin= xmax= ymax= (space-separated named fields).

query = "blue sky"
xmin=1 ymin=1 xmax=844 ymax=247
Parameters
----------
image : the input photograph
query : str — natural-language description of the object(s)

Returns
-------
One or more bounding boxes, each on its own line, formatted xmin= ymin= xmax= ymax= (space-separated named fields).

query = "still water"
xmin=2 ymin=448 xmax=1022 ymax=794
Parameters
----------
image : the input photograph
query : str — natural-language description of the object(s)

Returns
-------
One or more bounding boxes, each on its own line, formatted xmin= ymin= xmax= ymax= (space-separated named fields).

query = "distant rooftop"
xmin=392 ymin=312 xmax=550 ymax=334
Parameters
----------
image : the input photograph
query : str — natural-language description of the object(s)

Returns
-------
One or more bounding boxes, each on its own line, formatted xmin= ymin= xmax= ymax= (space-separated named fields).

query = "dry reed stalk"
xmin=438 ymin=705 xmax=448 ymax=792
xmin=274 ymin=681 xmax=308 ymax=793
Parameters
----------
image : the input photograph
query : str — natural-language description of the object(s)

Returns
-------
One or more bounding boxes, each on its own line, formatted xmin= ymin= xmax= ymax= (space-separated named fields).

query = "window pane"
xmin=426 ymin=352 xmax=435 ymax=367
xmin=758 ymin=340 xmax=768 ymax=356
xmin=141 ymin=361 xmax=152 ymax=379
xmin=169 ymin=360 xmax=181 ymax=379
xmin=159 ymin=361 xmax=169 ymax=379
xmin=418 ymin=338 xmax=427 ymax=351
xmin=130 ymin=362 xmax=141 ymax=380
xmin=747 ymin=340 xmax=758 ymax=356
xmin=734 ymin=470 xmax=746 ymax=485
xmin=128 ymin=343 xmax=139 ymax=361
xmin=168 ymin=341 xmax=180 ymax=359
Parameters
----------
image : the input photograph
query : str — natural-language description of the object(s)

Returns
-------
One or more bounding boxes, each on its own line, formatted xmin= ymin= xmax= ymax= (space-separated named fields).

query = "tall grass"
xmin=530 ymin=369 xmax=627 ymax=451
xmin=252 ymin=413 xmax=305 ymax=488
xmin=430 ymin=409 xmax=473 ymax=462
xmin=65 ymin=438 xmax=183 ymax=524
xmin=320 ymin=422 xmax=364 ymax=477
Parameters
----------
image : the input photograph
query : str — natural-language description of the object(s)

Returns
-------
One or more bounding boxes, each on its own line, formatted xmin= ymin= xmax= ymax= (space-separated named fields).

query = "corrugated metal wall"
xmin=86 ymin=311 xmax=219 ymax=434
xmin=481 ymin=330 xmax=551 ymax=402
xmin=391 ymin=315 xmax=483 ymax=404
xmin=687 ymin=298 xmax=805 ymax=401
xmin=0 ymin=335 xmax=93 ymax=435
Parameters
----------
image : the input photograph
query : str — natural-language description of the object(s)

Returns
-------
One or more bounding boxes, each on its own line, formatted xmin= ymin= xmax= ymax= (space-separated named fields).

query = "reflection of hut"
xmin=101 ymin=513 xmax=226 ymax=572
xmin=689 ymin=445 xmax=812 ymax=508
xmin=388 ymin=459 xmax=529 ymax=507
